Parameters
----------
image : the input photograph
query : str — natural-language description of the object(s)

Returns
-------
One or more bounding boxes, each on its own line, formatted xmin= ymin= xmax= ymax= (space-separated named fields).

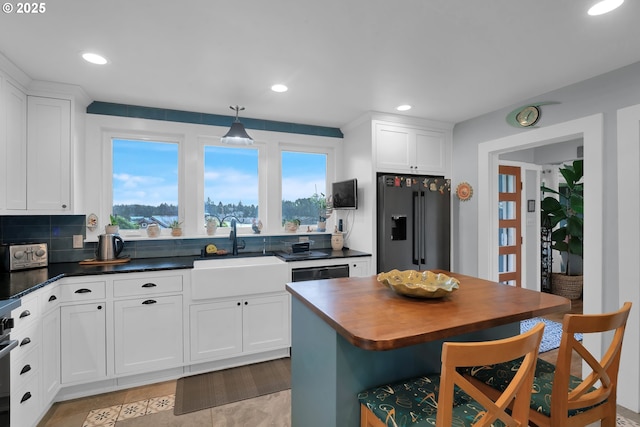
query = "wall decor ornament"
xmin=456 ymin=182 xmax=473 ymax=201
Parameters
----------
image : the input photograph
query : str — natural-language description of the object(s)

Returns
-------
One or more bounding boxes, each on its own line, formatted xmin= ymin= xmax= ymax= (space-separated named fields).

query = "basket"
xmin=551 ymin=273 xmax=583 ymax=300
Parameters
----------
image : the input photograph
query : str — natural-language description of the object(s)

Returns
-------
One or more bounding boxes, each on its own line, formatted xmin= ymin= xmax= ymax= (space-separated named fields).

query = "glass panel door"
xmin=498 ymin=165 xmax=522 ymax=286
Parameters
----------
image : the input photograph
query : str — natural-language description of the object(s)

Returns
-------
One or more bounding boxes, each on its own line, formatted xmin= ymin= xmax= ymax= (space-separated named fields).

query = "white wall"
xmin=452 ymin=60 xmax=640 ymax=411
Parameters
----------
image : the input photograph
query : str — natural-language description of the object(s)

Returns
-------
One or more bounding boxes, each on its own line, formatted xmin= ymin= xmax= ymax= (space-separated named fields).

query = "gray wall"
xmin=452 ymin=60 xmax=640 ymax=312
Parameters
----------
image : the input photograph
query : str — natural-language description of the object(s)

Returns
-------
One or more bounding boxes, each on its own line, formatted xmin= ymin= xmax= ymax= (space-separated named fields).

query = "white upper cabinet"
xmin=1 ymin=77 xmax=27 ymax=210
xmin=375 ymin=122 xmax=448 ymax=175
xmin=27 ymin=96 xmax=71 ymax=211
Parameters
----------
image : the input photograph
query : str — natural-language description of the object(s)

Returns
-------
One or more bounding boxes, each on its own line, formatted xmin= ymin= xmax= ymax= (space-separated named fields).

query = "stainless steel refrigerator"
xmin=377 ymin=175 xmax=451 ymax=272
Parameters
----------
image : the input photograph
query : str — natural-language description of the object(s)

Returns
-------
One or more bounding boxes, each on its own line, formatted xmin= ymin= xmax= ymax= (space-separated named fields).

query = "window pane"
xmin=112 ymin=139 xmax=178 ymax=230
xmin=282 ymin=151 xmax=327 ymax=227
xmin=498 ymin=201 xmax=516 ymax=220
xmin=499 ymin=174 xmax=516 ymax=193
xmin=204 ymin=146 xmax=259 ymax=229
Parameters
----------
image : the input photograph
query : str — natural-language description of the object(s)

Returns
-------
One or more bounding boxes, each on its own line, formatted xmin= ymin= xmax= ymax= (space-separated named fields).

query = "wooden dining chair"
xmin=464 ymin=302 xmax=632 ymax=427
xmin=358 ymin=323 xmax=545 ymax=427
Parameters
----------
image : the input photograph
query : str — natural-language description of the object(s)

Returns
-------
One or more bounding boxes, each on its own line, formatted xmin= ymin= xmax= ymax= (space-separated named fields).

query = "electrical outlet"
xmin=73 ymin=235 xmax=84 ymax=249
xmin=299 ymin=236 xmax=309 ymax=243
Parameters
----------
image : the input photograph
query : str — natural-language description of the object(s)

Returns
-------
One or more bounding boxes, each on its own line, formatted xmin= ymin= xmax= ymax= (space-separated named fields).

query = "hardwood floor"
xmin=538 ymin=298 xmax=582 ymax=377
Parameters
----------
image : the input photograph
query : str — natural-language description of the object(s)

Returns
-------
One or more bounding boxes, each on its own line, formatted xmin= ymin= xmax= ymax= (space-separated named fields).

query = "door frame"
xmin=478 ymin=114 xmax=603 ymax=363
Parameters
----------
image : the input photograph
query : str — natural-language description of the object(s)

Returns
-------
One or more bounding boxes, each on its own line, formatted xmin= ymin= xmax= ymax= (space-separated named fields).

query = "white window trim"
xmin=102 ymin=129 xmax=184 ymax=239
xmin=278 ymin=143 xmax=335 ymax=232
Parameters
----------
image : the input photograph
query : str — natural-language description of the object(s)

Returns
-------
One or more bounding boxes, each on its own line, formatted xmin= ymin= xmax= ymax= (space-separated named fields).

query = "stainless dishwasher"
xmin=291 ymin=264 xmax=350 ymax=282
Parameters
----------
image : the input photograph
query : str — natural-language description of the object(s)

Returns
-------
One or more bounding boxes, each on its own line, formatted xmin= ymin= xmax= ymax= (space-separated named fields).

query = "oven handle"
xmin=0 ymin=339 xmax=18 ymax=359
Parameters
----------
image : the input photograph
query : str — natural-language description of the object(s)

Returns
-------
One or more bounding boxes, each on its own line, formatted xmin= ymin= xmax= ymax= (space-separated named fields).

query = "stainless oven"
xmin=291 ymin=264 xmax=350 ymax=282
xmin=0 ymin=299 xmax=20 ymax=427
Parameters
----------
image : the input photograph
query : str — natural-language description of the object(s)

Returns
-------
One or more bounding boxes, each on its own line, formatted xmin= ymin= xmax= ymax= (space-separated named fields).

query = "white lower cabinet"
xmin=190 ymin=293 xmax=290 ymax=363
xmin=349 ymin=259 xmax=371 ymax=277
xmin=242 ymin=294 xmax=290 ymax=353
xmin=114 ymin=295 xmax=183 ymax=375
xmin=190 ymin=299 xmax=243 ymax=361
xmin=41 ymin=307 xmax=60 ymax=403
xmin=60 ymin=302 xmax=106 ymax=384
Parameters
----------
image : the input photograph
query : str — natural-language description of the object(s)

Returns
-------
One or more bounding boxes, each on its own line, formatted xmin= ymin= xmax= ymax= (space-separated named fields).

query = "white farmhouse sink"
xmin=191 ymin=256 xmax=289 ymax=300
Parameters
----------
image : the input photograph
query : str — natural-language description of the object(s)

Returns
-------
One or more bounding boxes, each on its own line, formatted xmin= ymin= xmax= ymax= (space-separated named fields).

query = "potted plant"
xmin=283 ymin=218 xmax=301 ymax=233
xmin=169 ymin=219 xmax=183 ymax=237
xmin=105 ymin=214 xmax=119 ymax=234
xmin=312 ymin=191 xmax=328 ymax=232
xmin=205 ymin=217 xmax=218 ymax=236
xmin=541 ymin=159 xmax=583 ymax=299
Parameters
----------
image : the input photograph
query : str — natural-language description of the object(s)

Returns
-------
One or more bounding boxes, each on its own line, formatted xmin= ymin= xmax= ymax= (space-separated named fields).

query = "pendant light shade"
xmin=221 ymin=105 xmax=254 ymax=145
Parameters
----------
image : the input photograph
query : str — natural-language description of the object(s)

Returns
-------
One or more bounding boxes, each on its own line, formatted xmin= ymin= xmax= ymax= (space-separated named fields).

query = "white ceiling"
xmin=2 ymin=0 xmax=640 ymax=129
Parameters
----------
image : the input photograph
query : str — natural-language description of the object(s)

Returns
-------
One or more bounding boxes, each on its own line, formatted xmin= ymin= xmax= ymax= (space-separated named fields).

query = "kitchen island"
xmin=285 ymin=271 xmax=570 ymax=427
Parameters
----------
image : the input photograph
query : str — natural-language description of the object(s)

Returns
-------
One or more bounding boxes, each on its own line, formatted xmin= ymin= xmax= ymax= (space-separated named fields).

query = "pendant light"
xmin=221 ymin=105 xmax=254 ymax=145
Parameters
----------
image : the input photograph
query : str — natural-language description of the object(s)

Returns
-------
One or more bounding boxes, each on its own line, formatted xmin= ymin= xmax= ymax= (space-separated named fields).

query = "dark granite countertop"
xmin=0 ymin=248 xmax=371 ymax=301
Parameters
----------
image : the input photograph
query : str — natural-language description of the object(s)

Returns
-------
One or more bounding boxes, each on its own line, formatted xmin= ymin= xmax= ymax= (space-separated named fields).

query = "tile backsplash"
xmin=0 ymin=215 xmax=332 ymax=263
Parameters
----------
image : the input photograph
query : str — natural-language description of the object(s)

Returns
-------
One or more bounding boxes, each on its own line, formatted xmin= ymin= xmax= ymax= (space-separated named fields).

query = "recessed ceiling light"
xmin=588 ymin=0 xmax=624 ymax=15
xmin=396 ymin=104 xmax=412 ymax=111
xmin=82 ymin=52 xmax=108 ymax=65
xmin=271 ymin=84 xmax=288 ymax=93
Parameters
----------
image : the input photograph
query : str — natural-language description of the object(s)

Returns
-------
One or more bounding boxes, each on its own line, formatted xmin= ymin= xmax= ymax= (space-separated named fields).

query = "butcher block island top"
xmin=286 ymin=269 xmax=571 ymax=351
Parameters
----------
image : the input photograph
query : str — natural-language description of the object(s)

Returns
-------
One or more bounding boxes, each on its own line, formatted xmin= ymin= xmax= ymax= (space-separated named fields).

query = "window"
xmin=112 ymin=138 xmax=179 ymax=231
xmin=281 ymin=151 xmax=327 ymax=227
xmin=204 ymin=145 xmax=259 ymax=229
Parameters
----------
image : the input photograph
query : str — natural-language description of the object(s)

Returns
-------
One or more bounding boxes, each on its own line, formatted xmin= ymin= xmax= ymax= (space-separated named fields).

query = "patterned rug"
xmin=520 ymin=317 xmax=583 ymax=353
xmin=619 ymin=414 xmax=640 ymax=426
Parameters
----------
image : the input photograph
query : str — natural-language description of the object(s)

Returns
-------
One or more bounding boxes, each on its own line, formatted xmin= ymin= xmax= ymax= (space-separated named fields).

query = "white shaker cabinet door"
xmin=189 ymin=299 xmax=243 ymax=362
xmin=242 ymin=294 xmax=290 ymax=353
xmin=26 ymin=96 xmax=71 ymax=211
xmin=114 ymin=295 xmax=183 ymax=375
xmin=41 ymin=307 xmax=61 ymax=403
xmin=60 ymin=302 xmax=106 ymax=384
xmin=3 ymin=79 xmax=27 ymax=210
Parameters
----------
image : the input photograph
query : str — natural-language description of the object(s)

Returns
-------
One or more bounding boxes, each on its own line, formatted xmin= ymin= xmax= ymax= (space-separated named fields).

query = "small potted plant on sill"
xmin=105 ymin=214 xmax=119 ymax=234
xmin=169 ymin=219 xmax=183 ymax=237
xmin=205 ymin=217 xmax=218 ymax=236
xmin=541 ymin=159 xmax=584 ymax=299
xmin=283 ymin=218 xmax=301 ymax=233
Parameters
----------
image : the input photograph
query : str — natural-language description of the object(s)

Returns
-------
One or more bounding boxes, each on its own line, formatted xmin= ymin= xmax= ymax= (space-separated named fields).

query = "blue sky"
xmin=113 ymin=139 xmax=326 ymax=207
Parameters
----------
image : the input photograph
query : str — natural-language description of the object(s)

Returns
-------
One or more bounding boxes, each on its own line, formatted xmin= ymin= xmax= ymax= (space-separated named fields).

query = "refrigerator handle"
xmin=420 ymin=191 xmax=426 ymax=265
xmin=412 ymin=191 xmax=419 ymax=266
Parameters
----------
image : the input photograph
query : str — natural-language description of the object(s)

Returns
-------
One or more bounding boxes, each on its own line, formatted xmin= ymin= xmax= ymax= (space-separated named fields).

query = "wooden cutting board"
xmin=79 ymin=257 xmax=131 ymax=265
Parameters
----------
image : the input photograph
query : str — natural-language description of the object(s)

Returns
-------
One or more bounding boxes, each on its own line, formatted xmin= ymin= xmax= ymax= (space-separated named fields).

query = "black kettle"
xmin=96 ymin=233 xmax=124 ymax=260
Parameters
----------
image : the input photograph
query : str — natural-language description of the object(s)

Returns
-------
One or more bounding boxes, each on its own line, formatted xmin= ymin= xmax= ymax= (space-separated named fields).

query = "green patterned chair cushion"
xmin=358 ymin=375 xmax=507 ymax=427
xmin=462 ymin=357 xmax=603 ymax=419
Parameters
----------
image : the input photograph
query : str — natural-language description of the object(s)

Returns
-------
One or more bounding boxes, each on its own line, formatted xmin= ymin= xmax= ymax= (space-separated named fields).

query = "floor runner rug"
xmin=174 ymin=357 xmax=291 ymax=416
xmin=520 ymin=317 xmax=583 ymax=353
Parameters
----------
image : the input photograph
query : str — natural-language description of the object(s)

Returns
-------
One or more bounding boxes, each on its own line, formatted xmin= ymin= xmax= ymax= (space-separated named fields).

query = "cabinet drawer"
xmin=11 ymin=343 xmax=39 ymax=385
xmin=39 ymin=283 xmax=61 ymax=314
xmin=11 ymin=373 xmax=41 ymax=427
xmin=12 ymin=321 xmax=40 ymax=361
xmin=59 ymin=281 xmax=106 ymax=302
xmin=12 ymin=295 xmax=38 ymax=331
xmin=113 ymin=275 xmax=183 ymax=298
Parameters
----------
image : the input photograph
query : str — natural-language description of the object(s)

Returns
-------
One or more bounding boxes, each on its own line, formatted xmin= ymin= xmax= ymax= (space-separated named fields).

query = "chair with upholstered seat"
xmin=464 ymin=302 xmax=632 ymax=427
xmin=358 ymin=323 xmax=545 ymax=427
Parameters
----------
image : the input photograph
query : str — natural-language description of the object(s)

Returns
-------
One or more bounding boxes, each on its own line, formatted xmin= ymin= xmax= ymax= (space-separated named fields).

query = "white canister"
xmin=331 ymin=232 xmax=344 ymax=251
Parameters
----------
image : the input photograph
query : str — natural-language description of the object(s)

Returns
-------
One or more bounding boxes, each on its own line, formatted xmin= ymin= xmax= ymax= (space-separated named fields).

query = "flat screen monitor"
xmin=332 ymin=179 xmax=358 ymax=209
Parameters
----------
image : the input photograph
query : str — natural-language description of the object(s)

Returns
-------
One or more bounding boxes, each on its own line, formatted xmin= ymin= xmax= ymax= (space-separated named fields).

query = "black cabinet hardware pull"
xmin=142 ymin=299 xmax=157 ymax=305
xmin=142 ymin=282 xmax=157 ymax=288
xmin=20 ymin=364 xmax=31 ymax=375
xmin=20 ymin=337 xmax=31 ymax=346
xmin=97 ymin=305 xmax=102 ymax=310
xmin=237 ymin=302 xmax=241 ymax=306
xmin=244 ymin=301 xmax=248 ymax=305
xmin=19 ymin=310 xmax=31 ymax=318
xmin=48 ymin=295 xmax=57 ymax=302
xmin=75 ymin=288 xmax=92 ymax=294
xmin=20 ymin=392 xmax=31 ymax=403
